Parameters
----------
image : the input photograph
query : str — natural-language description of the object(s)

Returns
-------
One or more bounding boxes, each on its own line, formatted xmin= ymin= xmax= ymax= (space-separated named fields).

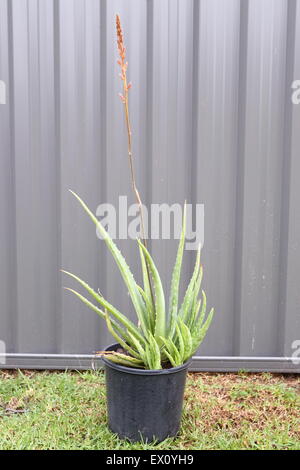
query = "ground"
xmin=0 ymin=370 xmax=299 ymax=450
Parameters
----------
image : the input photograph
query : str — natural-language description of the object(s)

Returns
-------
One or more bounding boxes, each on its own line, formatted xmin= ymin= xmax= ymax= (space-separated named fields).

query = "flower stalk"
xmin=116 ymin=15 xmax=155 ymax=308
xmin=116 ymin=14 xmax=147 ymax=250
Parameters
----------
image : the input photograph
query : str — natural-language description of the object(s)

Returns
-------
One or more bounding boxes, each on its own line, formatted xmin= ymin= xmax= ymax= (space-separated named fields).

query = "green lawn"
xmin=0 ymin=370 xmax=299 ymax=450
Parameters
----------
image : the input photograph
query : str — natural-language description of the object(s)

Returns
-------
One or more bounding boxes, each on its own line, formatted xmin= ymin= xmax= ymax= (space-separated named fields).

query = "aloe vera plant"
xmin=63 ymin=15 xmax=214 ymax=370
xmin=63 ymin=191 xmax=214 ymax=369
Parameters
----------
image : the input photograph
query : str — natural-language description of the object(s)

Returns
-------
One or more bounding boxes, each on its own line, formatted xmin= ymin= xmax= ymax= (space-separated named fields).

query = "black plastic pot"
xmin=102 ymin=343 xmax=190 ymax=443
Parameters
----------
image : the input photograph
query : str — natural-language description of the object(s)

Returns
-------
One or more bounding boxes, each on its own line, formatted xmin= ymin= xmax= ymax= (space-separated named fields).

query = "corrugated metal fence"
xmin=0 ymin=0 xmax=299 ymax=371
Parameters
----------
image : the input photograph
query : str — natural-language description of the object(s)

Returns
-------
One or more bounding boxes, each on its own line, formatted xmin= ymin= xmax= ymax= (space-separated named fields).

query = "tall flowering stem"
xmin=116 ymin=15 xmax=154 ymax=308
xmin=116 ymin=14 xmax=147 ymax=250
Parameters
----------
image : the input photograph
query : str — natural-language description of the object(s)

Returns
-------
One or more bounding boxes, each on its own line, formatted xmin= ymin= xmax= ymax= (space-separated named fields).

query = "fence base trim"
xmin=0 ymin=354 xmax=299 ymax=373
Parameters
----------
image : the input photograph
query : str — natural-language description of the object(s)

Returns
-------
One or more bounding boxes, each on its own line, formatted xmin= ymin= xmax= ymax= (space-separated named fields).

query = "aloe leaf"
xmin=190 ymin=265 xmax=203 ymax=313
xmin=179 ymin=244 xmax=201 ymax=322
xmin=192 ymin=307 xmax=214 ymax=354
xmin=162 ymin=349 xmax=177 ymax=368
xmin=168 ymin=204 xmax=186 ymax=336
xmin=178 ymin=319 xmax=193 ymax=361
xmin=139 ymin=245 xmax=154 ymax=313
xmin=100 ymin=352 xmax=144 ymax=368
xmin=201 ymin=307 xmax=214 ymax=335
xmin=64 ymin=287 xmax=130 ymax=341
xmin=64 ymin=287 xmax=105 ymax=320
xmin=126 ymin=331 xmax=147 ymax=364
xmin=62 ymin=270 xmax=145 ymax=343
xmin=104 ymin=310 xmax=140 ymax=359
xmin=198 ymin=307 xmax=214 ymax=342
xmin=185 ymin=266 xmax=203 ymax=329
xmin=194 ymin=264 xmax=203 ymax=299
xmin=189 ymin=299 xmax=201 ymax=331
xmin=137 ymin=285 xmax=155 ymax=333
xmin=148 ymin=333 xmax=162 ymax=369
xmin=175 ymin=323 xmax=185 ymax=362
xmin=193 ymin=289 xmax=207 ymax=332
xmin=144 ymin=344 xmax=153 ymax=369
xmin=179 ymin=283 xmax=195 ymax=325
xmin=159 ymin=336 xmax=181 ymax=365
xmin=138 ymin=240 xmax=166 ymax=340
xmin=69 ymin=191 xmax=148 ymax=335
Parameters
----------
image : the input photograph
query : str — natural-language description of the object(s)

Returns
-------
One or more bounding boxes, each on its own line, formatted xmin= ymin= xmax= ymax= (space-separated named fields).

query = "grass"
xmin=0 ymin=370 xmax=299 ymax=450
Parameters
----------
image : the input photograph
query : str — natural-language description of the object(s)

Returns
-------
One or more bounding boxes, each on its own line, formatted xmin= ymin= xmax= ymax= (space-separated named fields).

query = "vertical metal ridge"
xmin=0 ymin=0 xmax=19 ymax=353
xmin=278 ymin=0 xmax=299 ymax=355
xmin=188 ymin=0 xmax=201 ymax=285
xmin=233 ymin=0 xmax=249 ymax=355
xmin=53 ymin=0 xmax=62 ymax=353
xmin=7 ymin=0 xmax=18 ymax=352
xmin=98 ymin=0 xmax=108 ymax=348
xmin=145 ymin=0 xmax=154 ymax=254
xmin=190 ymin=0 xmax=200 ymax=208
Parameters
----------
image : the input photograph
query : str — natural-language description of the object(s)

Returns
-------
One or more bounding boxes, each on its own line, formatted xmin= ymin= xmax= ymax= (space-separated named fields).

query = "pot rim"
xmin=101 ymin=343 xmax=191 ymax=375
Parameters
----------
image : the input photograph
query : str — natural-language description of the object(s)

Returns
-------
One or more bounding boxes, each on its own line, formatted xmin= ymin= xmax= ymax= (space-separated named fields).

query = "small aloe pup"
xmin=63 ymin=15 xmax=214 ymax=370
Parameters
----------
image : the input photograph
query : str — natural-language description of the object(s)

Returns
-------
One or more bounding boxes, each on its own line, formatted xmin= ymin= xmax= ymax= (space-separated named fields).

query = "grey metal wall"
xmin=0 ymin=0 xmax=299 ymax=372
